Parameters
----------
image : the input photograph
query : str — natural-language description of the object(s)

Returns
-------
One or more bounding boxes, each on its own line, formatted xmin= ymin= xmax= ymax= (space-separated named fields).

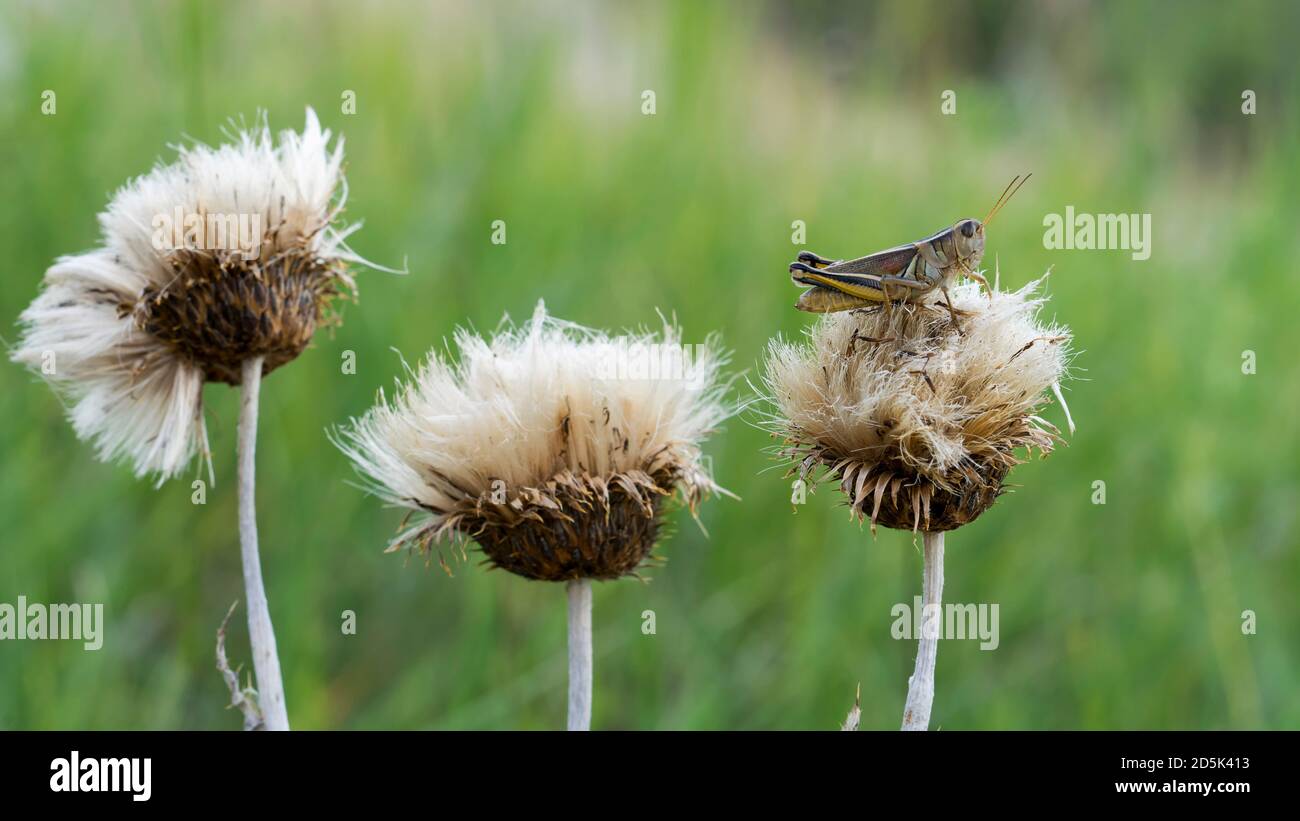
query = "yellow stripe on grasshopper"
xmin=795 ymin=271 xmax=889 ymax=302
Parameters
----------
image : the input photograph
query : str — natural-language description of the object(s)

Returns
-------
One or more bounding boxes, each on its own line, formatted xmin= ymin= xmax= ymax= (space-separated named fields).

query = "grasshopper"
xmin=789 ymin=175 xmax=1030 ymax=327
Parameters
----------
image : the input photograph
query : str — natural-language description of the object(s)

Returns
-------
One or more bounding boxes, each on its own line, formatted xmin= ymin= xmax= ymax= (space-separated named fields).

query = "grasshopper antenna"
xmin=983 ymin=173 xmax=1031 ymax=227
xmin=983 ymin=176 xmax=1020 ymax=223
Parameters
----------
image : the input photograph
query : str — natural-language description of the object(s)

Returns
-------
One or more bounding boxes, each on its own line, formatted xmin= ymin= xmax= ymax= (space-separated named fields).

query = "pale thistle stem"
xmin=901 ymin=530 xmax=944 ymax=731
xmin=238 ymin=355 xmax=289 ymax=731
xmin=566 ymin=578 xmax=593 ymax=731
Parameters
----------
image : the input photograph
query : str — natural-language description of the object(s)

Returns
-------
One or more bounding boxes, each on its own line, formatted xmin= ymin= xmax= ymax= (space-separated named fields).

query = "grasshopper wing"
xmin=790 ymin=243 xmax=918 ymax=301
xmin=824 ymin=243 xmax=917 ymax=275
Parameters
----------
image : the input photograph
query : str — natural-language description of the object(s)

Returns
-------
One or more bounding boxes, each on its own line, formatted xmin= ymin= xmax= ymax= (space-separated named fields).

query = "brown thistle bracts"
xmin=134 ymin=248 xmax=353 ymax=385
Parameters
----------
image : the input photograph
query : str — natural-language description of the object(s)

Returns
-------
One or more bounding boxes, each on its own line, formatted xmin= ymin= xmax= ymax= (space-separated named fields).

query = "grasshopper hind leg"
xmin=795 ymin=251 xmax=838 ymax=269
xmin=795 ymin=286 xmax=876 ymax=314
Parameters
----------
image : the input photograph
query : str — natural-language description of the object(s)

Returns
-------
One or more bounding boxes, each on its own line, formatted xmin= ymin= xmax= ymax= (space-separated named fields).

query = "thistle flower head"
xmin=762 ymin=275 xmax=1073 ymax=533
xmin=336 ymin=301 xmax=731 ymax=582
xmin=11 ymin=108 xmax=365 ymax=484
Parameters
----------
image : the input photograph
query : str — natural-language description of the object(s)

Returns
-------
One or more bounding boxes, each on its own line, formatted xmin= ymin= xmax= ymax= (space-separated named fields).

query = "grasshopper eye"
xmin=960 ymin=220 xmax=977 ymax=238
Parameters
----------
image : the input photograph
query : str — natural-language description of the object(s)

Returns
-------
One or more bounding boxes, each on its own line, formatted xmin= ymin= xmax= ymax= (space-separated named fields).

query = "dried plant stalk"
xmin=238 ymin=356 xmax=288 ymax=730
xmin=215 ymin=601 xmax=264 ymax=731
xmin=901 ymin=531 xmax=944 ymax=731
xmin=567 ymin=579 xmax=593 ymax=731
xmin=841 ymin=683 xmax=862 ymax=731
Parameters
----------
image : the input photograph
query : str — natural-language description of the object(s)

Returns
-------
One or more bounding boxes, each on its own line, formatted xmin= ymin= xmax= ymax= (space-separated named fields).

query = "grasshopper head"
xmin=954 ymin=218 xmax=985 ymax=266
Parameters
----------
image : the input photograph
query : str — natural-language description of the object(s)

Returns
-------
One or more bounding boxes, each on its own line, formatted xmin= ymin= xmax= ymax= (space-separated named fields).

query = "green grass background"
xmin=0 ymin=0 xmax=1296 ymax=729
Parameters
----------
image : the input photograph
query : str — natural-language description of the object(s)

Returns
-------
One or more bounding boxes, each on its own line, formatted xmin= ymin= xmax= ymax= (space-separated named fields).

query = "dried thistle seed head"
xmin=761 ymin=275 xmax=1073 ymax=533
xmin=462 ymin=470 xmax=670 ymax=581
xmin=11 ymin=108 xmax=366 ymax=483
xmin=135 ymin=247 xmax=350 ymax=385
xmin=335 ymin=301 xmax=732 ymax=582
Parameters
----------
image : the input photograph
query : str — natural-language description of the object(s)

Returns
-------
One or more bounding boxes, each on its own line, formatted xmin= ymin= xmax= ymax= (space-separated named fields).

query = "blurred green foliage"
xmin=0 ymin=0 xmax=1296 ymax=729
